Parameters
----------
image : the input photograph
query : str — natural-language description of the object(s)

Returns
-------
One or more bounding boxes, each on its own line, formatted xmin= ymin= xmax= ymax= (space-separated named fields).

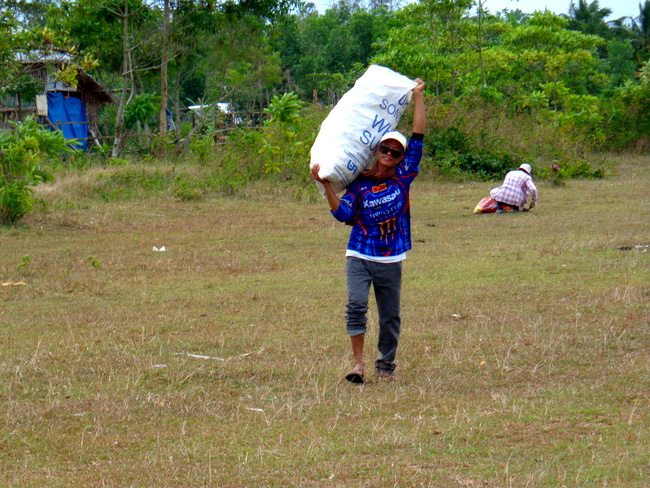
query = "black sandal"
xmin=345 ymin=370 xmax=365 ymax=384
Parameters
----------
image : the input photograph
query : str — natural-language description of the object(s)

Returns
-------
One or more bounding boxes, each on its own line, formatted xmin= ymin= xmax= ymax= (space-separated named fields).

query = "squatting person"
xmin=490 ymin=163 xmax=538 ymax=212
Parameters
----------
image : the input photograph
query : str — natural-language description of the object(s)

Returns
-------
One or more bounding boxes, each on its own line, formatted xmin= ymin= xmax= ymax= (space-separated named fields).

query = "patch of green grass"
xmin=0 ymin=155 xmax=647 ymax=487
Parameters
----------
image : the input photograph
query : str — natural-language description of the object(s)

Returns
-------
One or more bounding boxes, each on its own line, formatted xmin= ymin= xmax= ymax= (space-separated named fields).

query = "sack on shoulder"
xmin=310 ymin=65 xmax=417 ymax=195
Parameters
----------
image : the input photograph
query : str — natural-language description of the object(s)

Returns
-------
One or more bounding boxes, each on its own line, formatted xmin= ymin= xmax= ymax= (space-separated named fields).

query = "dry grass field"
xmin=0 ymin=155 xmax=648 ymax=487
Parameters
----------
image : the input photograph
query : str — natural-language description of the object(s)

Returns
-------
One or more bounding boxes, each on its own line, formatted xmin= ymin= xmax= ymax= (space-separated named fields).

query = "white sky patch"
xmin=309 ymin=0 xmax=640 ymax=22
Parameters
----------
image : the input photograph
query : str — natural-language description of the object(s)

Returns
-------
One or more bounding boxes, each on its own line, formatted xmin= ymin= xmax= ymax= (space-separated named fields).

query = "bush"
xmin=0 ymin=117 xmax=76 ymax=224
xmin=425 ymin=127 xmax=527 ymax=181
xmin=0 ymin=180 xmax=36 ymax=223
xmin=536 ymin=159 xmax=607 ymax=182
xmin=173 ymin=173 xmax=206 ymax=201
xmin=215 ymin=102 xmax=324 ymax=189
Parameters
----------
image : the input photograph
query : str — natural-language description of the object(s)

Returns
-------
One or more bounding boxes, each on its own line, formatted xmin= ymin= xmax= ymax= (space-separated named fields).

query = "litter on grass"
xmin=175 ymin=352 xmax=225 ymax=361
xmin=174 ymin=348 xmax=265 ymax=362
xmin=618 ymin=245 xmax=648 ymax=251
xmin=152 ymin=246 xmax=166 ymax=251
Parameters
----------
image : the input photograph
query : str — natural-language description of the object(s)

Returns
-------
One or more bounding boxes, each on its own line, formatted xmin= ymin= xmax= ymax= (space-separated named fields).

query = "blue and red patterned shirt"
xmin=332 ymin=135 xmax=424 ymax=263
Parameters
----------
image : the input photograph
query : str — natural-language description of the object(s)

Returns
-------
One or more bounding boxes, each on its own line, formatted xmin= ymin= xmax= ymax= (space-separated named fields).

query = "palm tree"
xmin=609 ymin=0 xmax=650 ymax=64
xmin=630 ymin=0 xmax=650 ymax=61
xmin=567 ymin=0 xmax=613 ymax=38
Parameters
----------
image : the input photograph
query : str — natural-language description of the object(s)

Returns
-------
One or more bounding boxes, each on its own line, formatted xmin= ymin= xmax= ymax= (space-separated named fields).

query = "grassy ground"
xmin=0 ymin=155 xmax=648 ymax=487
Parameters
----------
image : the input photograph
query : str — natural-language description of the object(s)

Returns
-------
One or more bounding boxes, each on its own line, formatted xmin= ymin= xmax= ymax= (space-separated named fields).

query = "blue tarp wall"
xmin=46 ymin=92 xmax=88 ymax=151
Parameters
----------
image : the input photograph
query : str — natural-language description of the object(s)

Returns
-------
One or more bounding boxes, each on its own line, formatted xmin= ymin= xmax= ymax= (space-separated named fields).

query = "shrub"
xmin=189 ymin=135 xmax=217 ymax=164
xmin=535 ymin=159 xmax=607 ymax=182
xmin=215 ymin=103 xmax=323 ymax=189
xmin=173 ymin=173 xmax=206 ymax=201
xmin=425 ymin=127 xmax=527 ymax=181
xmin=0 ymin=117 xmax=76 ymax=224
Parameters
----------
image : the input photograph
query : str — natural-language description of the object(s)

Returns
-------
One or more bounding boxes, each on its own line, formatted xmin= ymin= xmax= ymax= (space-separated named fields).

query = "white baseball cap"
xmin=519 ymin=163 xmax=532 ymax=174
xmin=380 ymin=131 xmax=407 ymax=151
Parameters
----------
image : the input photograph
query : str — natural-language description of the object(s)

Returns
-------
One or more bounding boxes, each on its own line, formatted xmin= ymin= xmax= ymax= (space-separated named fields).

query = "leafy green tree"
xmin=108 ymin=0 xmax=156 ymax=156
xmin=484 ymin=12 xmax=605 ymax=96
xmin=1 ymin=7 xmax=94 ymax=97
xmin=164 ymin=0 xmax=295 ymax=154
xmin=158 ymin=0 xmax=296 ymax=138
xmin=260 ymin=91 xmax=307 ymax=175
xmin=602 ymin=61 xmax=650 ymax=147
xmin=53 ymin=0 xmax=135 ymax=76
xmin=264 ymin=91 xmax=304 ymax=125
xmin=2 ymin=0 xmax=53 ymax=27
xmin=374 ymin=7 xmax=605 ymax=99
xmin=196 ymin=14 xmax=283 ymax=113
xmin=494 ymin=8 xmax=530 ymax=25
xmin=163 ymin=1 xmax=221 ymax=137
xmin=274 ymin=1 xmax=400 ymax=102
xmin=601 ymin=38 xmax=637 ymax=86
xmin=373 ymin=0 xmax=493 ymax=97
xmin=124 ymin=92 xmax=159 ymax=150
xmin=268 ymin=12 xmax=303 ymax=93
xmin=0 ymin=11 xmax=34 ymax=96
xmin=158 ymin=0 xmax=171 ymax=137
xmin=51 ymin=0 xmax=161 ymax=155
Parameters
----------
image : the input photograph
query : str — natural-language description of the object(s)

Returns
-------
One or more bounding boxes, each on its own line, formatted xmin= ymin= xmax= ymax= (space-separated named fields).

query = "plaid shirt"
xmin=490 ymin=169 xmax=537 ymax=210
xmin=332 ymin=136 xmax=423 ymax=259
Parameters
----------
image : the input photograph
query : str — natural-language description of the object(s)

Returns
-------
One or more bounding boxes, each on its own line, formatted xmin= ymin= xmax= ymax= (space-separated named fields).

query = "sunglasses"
xmin=378 ymin=145 xmax=404 ymax=158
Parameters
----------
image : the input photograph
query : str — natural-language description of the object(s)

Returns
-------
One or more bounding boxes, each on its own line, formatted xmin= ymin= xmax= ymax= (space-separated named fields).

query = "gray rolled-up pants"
xmin=345 ymin=256 xmax=402 ymax=372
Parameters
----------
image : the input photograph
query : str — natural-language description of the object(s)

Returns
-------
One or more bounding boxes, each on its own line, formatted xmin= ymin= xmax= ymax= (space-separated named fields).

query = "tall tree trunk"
xmin=112 ymin=0 xmax=131 ymax=158
xmin=136 ymin=120 xmax=144 ymax=148
xmin=173 ymin=69 xmax=181 ymax=139
xmin=477 ymin=0 xmax=486 ymax=87
xmin=159 ymin=0 xmax=170 ymax=138
xmin=144 ymin=120 xmax=152 ymax=150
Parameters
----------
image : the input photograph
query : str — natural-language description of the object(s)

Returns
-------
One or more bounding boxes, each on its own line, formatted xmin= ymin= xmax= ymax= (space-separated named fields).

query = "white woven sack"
xmin=310 ymin=65 xmax=417 ymax=195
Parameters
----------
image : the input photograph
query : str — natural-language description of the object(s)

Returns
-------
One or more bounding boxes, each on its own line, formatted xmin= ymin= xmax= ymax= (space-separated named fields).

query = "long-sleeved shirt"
xmin=332 ymin=135 xmax=423 ymax=262
xmin=490 ymin=169 xmax=537 ymax=210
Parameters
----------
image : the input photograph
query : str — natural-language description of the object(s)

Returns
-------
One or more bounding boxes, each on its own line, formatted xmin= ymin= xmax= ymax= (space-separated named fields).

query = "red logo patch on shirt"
xmin=372 ymin=183 xmax=387 ymax=193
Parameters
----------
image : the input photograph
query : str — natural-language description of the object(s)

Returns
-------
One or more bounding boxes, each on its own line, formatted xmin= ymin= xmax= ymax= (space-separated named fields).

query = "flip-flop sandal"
xmin=345 ymin=370 xmax=365 ymax=384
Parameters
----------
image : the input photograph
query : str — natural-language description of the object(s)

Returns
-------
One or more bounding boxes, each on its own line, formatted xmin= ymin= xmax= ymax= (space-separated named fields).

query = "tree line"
xmin=1 ymin=0 xmax=649 ymax=154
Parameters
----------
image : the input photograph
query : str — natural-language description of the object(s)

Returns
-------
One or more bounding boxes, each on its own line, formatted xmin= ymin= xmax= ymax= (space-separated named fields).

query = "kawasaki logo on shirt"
xmin=363 ymin=187 xmax=401 ymax=208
